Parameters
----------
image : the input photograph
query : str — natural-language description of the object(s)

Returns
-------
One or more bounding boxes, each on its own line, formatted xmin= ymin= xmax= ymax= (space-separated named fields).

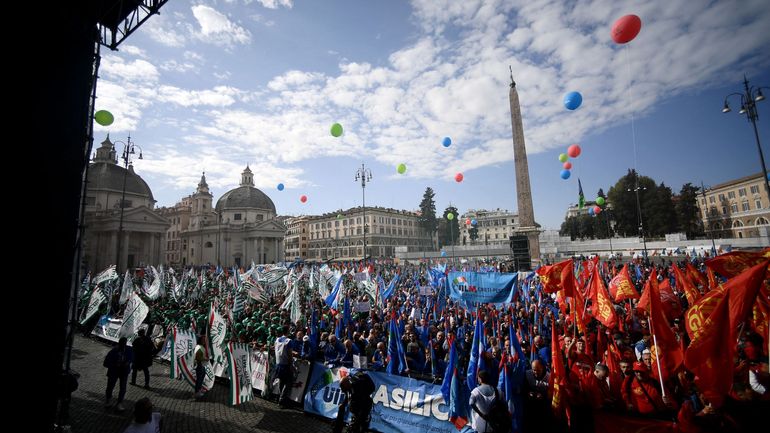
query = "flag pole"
xmin=647 ymin=313 xmax=666 ymax=398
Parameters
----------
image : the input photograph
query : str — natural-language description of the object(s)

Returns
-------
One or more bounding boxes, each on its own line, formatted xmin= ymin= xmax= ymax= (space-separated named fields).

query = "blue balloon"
xmin=441 ymin=251 xmax=447 ymax=257
xmin=442 ymin=137 xmax=452 ymax=147
xmin=471 ymin=219 xmax=477 ymax=226
xmin=564 ymin=91 xmax=583 ymax=110
xmin=588 ymin=207 xmax=595 ymax=216
xmin=560 ymin=169 xmax=571 ymax=180
xmin=277 ymin=183 xmax=284 ymax=191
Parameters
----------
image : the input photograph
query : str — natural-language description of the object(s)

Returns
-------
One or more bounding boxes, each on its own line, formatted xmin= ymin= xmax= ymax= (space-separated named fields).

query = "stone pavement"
xmin=64 ymin=334 xmax=333 ymax=433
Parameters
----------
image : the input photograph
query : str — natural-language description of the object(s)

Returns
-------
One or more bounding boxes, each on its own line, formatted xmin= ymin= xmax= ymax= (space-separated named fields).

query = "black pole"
xmin=743 ymin=77 xmax=770 ymax=205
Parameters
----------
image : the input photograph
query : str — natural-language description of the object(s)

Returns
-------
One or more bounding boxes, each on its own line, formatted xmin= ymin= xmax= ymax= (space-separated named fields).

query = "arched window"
xmin=732 ymin=220 xmax=744 ymax=228
xmin=757 ymin=217 xmax=769 ymax=225
xmin=204 ymin=241 xmax=213 ymax=248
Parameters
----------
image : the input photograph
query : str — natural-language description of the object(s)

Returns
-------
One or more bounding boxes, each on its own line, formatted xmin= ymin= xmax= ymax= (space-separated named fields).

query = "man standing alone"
xmin=131 ymin=328 xmax=154 ymax=389
xmin=274 ymin=325 xmax=296 ymax=407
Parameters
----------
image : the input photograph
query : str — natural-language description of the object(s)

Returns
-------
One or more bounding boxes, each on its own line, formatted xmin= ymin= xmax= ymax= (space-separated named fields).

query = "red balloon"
xmin=300 ymin=195 xmax=307 ymax=203
xmin=611 ymin=14 xmax=642 ymax=44
xmin=465 ymin=218 xmax=471 ymax=225
xmin=455 ymin=173 xmax=464 ymax=183
xmin=593 ymin=205 xmax=602 ymax=214
xmin=567 ymin=144 xmax=581 ymax=158
xmin=563 ymin=161 xmax=572 ymax=170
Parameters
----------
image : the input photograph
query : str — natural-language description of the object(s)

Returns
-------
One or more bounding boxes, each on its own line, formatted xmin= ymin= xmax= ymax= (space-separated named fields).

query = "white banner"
xmin=270 ymin=361 xmax=311 ymax=404
xmin=207 ymin=301 xmax=228 ymax=377
xmin=419 ymin=286 xmax=432 ymax=296
xmin=354 ymin=301 xmax=371 ymax=312
xmin=170 ymin=327 xmax=196 ymax=379
xmin=179 ymin=350 xmax=215 ymax=393
xmin=226 ymin=342 xmax=253 ymax=406
xmin=119 ymin=292 xmax=149 ymax=339
xmin=250 ymin=350 xmax=270 ymax=393
xmin=80 ymin=289 xmax=106 ymax=325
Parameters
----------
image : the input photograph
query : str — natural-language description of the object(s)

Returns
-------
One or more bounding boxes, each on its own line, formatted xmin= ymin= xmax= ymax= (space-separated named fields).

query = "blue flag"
xmin=442 ymin=339 xmax=469 ymax=430
xmin=387 ymin=316 xmax=406 ymax=375
xmin=381 ymin=274 xmax=400 ymax=306
xmin=325 ymin=275 xmax=344 ymax=310
xmin=466 ymin=313 xmax=487 ymax=391
xmin=342 ymin=295 xmax=351 ymax=339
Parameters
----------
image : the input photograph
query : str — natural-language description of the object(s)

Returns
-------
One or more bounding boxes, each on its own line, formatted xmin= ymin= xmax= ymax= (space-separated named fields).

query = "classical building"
xmin=180 ymin=167 xmax=286 ymax=266
xmin=459 ymin=209 xmax=525 ymax=246
xmin=155 ymin=195 xmax=192 ymax=267
xmin=284 ymin=215 xmax=311 ymax=260
xmin=698 ymin=173 xmax=770 ymax=238
xmin=306 ymin=206 xmax=432 ymax=260
xmin=82 ymin=136 xmax=170 ymax=272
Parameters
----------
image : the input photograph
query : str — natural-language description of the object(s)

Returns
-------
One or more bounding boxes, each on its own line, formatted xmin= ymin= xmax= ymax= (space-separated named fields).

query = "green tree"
xmin=438 ymin=206 xmax=460 ymax=246
xmin=607 ymin=169 xmax=657 ymax=237
xmin=676 ymin=183 xmax=704 ymax=239
xmin=418 ymin=187 xmax=438 ymax=236
xmin=645 ymin=182 xmax=678 ymax=237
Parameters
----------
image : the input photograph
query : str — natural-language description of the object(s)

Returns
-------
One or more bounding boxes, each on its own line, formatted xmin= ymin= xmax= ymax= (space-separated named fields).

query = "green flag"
xmin=578 ymin=178 xmax=585 ymax=209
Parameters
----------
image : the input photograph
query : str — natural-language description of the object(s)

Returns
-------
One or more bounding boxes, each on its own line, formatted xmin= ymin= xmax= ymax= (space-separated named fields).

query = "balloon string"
xmin=624 ymin=44 xmax=638 ymax=172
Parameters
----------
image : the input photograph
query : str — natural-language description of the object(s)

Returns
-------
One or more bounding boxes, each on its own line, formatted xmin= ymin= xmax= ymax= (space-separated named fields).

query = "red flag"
xmin=706 ymin=267 xmax=718 ymax=292
xmin=549 ymin=323 xmax=570 ymax=425
xmin=645 ymin=270 xmax=683 ymax=382
xmin=672 ymin=265 xmax=700 ymax=306
xmin=685 ymin=262 xmax=708 ymax=291
xmin=705 ymin=247 xmax=770 ymax=278
xmin=537 ymin=259 xmax=573 ymax=294
xmin=592 ymin=267 xmax=617 ymax=329
xmin=609 ymin=264 xmax=639 ymax=302
xmin=685 ymin=285 xmax=725 ymax=341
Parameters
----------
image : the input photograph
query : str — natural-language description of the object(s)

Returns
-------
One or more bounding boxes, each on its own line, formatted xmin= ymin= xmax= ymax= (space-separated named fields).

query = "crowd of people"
xmin=79 ymin=252 xmax=769 ymax=433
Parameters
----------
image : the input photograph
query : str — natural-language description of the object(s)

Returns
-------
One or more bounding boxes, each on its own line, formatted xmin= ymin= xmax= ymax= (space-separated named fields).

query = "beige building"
xmin=82 ymin=136 xmax=170 ymax=272
xmin=698 ymin=173 xmax=769 ymax=238
xmin=306 ymin=206 xmax=432 ymax=260
xmin=459 ymin=209 xmax=524 ymax=246
xmin=156 ymin=195 xmax=192 ymax=267
xmin=284 ymin=215 xmax=311 ymax=260
xmin=180 ymin=167 xmax=286 ymax=267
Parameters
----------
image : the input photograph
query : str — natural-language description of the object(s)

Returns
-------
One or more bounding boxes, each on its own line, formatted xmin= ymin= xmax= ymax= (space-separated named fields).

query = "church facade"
xmin=82 ymin=136 xmax=170 ymax=272
xmin=180 ymin=167 xmax=285 ymax=267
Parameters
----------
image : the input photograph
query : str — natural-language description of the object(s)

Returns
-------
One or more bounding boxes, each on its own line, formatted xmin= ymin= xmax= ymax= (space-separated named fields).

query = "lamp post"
xmin=722 ymin=76 xmax=770 ymax=205
xmin=354 ymin=163 xmax=372 ymax=263
xmin=626 ymin=170 xmax=648 ymax=260
xmin=113 ymin=135 xmax=143 ymax=271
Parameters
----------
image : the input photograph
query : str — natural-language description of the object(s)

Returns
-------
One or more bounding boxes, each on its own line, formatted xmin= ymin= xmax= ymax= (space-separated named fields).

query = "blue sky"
xmin=94 ymin=0 xmax=770 ymax=230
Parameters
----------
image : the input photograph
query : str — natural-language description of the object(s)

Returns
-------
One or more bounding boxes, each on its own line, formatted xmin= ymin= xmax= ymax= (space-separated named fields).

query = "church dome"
xmin=215 ymin=186 xmax=276 ymax=213
xmin=89 ymin=162 xmax=154 ymax=201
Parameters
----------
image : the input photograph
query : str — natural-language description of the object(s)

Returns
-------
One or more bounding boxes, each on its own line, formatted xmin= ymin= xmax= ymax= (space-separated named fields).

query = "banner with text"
xmin=447 ymin=271 xmax=518 ymax=306
xmin=304 ymin=363 xmax=456 ymax=433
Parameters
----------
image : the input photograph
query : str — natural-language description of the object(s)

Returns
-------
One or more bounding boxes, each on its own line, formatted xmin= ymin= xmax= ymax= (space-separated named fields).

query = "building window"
xmin=728 ymin=191 xmax=735 ymax=199
xmin=257 ymin=214 xmax=264 ymax=221
xmin=234 ymin=213 xmax=242 ymax=220
xmin=120 ymin=199 xmax=132 ymax=208
xmin=357 ymin=217 xmax=361 ymax=224
xmin=709 ymin=196 xmax=715 ymax=204
xmin=739 ymin=188 xmax=747 ymax=197
xmin=357 ymin=228 xmax=362 ymax=235
xmin=742 ymin=202 xmax=750 ymax=211
xmin=757 ymin=200 xmax=763 ymax=210
xmin=731 ymin=204 xmax=738 ymax=213
xmin=205 ymin=241 xmax=213 ymax=248
xmin=751 ymin=185 xmax=760 ymax=194
xmin=722 ymin=206 xmax=727 ymax=215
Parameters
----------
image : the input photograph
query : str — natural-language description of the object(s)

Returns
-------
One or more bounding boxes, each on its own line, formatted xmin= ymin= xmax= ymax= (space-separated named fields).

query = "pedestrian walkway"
xmin=65 ymin=335 xmax=331 ymax=433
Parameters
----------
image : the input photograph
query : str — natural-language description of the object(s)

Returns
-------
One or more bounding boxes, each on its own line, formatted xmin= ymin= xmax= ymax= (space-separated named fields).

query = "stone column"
xmin=149 ymin=232 xmax=156 ymax=265
xmin=260 ymin=238 xmax=265 ymax=265
xmin=121 ymin=231 xmax=130 ymax=270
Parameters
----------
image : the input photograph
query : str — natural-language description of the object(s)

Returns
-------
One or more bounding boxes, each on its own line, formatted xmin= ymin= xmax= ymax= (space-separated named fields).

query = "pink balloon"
xmin=466 ymin=218 xmax=471 ymax=225
xmin=563 ymin=161 xmax=572 ymax=170
xmin=455 ymin=173 xmax=464 ymax=183
xmin=567 ymin=144 xmax=581 ymax=158
xmin=611 ymin=14 xmax=642 ymax=44
xmin=593 ymin=205 xmax=602 ymax=214
xmin=300 ymin=195 xmax=307 ymax=203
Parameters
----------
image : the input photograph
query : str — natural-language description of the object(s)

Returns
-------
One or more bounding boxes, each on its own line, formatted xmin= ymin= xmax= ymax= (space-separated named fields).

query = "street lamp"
xmin=626 ymin=171 xmax=648 ymax=260
xmin=722 ymin=75 xmax=770 ymax=205
xmin=354 ymin=163 xmax=372 ymax=263
xmin=113 ymin=135 xmax=143 ymax=271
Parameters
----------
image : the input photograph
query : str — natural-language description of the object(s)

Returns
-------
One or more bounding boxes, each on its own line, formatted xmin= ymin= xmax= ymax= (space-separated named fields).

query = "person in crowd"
xmin=104 ymin=337 xmax=133 ymax=411
xmin=468 ymin=370 xmax=498 ymax=433
xmin=131 ymin=328 xmax=154 ymax=389
xmin=622 ymin=361 xmax=677 ymax=417
xmin=339 ymin=370 xmax=376 ymax=433
xmin=122 ymin=397 xmax=161 ymax=433
xmin=274 ymin=325 xmax=295 ymax=408
xmin=193 ymin=334 xmax=208 ymax=399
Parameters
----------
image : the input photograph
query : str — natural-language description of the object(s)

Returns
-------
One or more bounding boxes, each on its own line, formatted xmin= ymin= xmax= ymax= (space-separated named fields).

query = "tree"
xmin=676 ymin=183 xmax=704 ymax=239
xmin=469 ymin=225 xmax=479 ymax=242
xmin=645 ymin=181 xmax=678 ymax=237
xmin=418 ymin=187 xmax=438 ymax=235
xmin=607 ymin=169 xmax=657 ymax=237
xmin=438 ymin=206 xmax=460 ymax=246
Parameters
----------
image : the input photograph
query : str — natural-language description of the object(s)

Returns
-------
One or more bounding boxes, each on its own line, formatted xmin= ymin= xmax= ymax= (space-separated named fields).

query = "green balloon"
xmin=558 ymin=153 xmax=568 ymax=163
xmin=337 ymin=214 xmax=343 ymax=219
xmin=397 ymin=163 xmax=407 ymax=174
xmin=596 ymin=197 xmax=606 ymax=206
xmin=94 ymin=110 xmax=114 ymax=126
xmin=447 ymin=213 xmax=454 ymax=220
xmin=330 ymin=123 xmax=343 ymax=137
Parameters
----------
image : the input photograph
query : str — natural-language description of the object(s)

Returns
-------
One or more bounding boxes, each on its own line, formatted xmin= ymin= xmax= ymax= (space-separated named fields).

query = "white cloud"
xmin=191 ymin=5 xmax=252 ymax=47
xmin=101 ymin=56 xmax=160 ymax=82
xmin=160 ymin=60 xmax=196 ymax=73
xmin=119 ymin=45 xmax=147 ymax=57
xmin=255 ymin=0 xmax=293 ymax=9
xmin=156 ymin=85 xmax=243 ymax=107
xmin=142 ymin=13 xmax=187 ymax=47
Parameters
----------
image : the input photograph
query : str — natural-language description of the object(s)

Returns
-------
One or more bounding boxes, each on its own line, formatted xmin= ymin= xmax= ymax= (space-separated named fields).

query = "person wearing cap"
xmin=621 ymin=361 xmax=676 ymax=416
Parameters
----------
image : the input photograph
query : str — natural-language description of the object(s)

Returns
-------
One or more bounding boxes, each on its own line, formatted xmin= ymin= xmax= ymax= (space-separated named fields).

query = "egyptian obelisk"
xmin=509 ymin=69 xmax=541 ymax=267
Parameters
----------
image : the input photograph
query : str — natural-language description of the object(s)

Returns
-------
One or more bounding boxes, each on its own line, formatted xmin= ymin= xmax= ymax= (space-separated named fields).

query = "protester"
xmin=123 ymin=397 xmax=161 ymax=433
xmin=131 ymin=328 xmax=154 ymax=389
xmin=193 ymin=334 xmax=208 ymax=399
xmin=339 ymin=370 xmax=376 ymax=433
xmin=274 ymin=325 xmax=295 ymax=407
xmin=104 ymin=337 xmax=133 ymax=411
